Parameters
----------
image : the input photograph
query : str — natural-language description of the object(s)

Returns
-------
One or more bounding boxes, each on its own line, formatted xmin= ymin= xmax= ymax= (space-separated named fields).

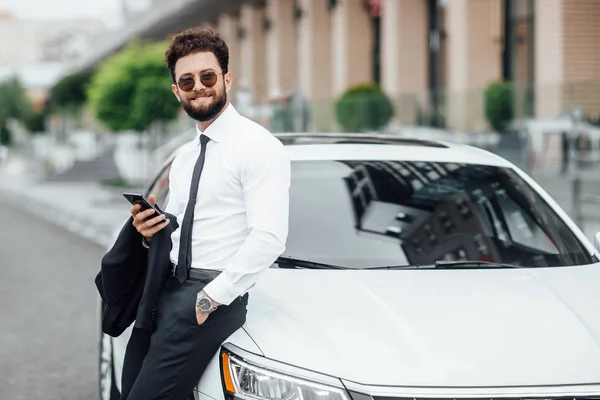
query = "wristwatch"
xmin=196 ymin=290 xmax=217 ymax=315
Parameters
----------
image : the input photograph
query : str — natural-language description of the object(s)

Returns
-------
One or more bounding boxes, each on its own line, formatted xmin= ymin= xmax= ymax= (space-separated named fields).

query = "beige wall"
xmin=204 ymin=0 xmax=600 ymax=131
xmin=297 ymin=0 xmax=333 ymax=131
xmin=561 ymin=0 xmax=600 ymax=113
xmin=297 ymin=0 xmax=332 ymax=102
xmin=331 ymin=0 xmax=373 ymax=97
xmin=238 ymin=2 xmax=268 ymax=105
xmin=562 ymin=0 xmax=600 ymax=82
xmin=446 ymin=0 xmax=502 ymax=130
xmin=535 ymin=0 xmax=600 ymax=117
xmin=217 ymin=12 xmax=241 ymax=94
xmin=513 ymin=21 xmax=533 ymax=87
xmin=381 ymin=0 xmax=428 ymax=97
xmin=266 ymin=0 xmax=298 ymax=99
xmin=534 ymin=0 xmax=565 ymax=117
xmin=381 ymin=0 xmax=428 ymax=125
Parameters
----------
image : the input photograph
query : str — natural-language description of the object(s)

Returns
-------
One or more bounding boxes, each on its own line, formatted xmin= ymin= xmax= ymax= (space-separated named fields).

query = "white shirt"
xmin=164 ymin=103 xmax=290 ymax=305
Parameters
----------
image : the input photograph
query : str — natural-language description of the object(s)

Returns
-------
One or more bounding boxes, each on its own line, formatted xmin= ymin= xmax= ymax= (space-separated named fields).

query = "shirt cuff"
xmin=141 ymin=237 xmax=150 ymax=249
xmin=202 ymin=273 xmax=240 ymax=306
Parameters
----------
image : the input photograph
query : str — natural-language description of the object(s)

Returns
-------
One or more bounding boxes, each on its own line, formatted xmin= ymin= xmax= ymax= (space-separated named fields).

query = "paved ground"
xmin=1 ymin=180 xmax=133 ymax=248
xmin=44 ymin=144 xmax=120 ymax=183
xmin=0 ymin=201 xmax=105 ymax=400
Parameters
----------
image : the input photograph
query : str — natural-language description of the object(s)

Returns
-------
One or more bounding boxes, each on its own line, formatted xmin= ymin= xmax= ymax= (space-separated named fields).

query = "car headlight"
xmin=220 ymin=349 xmax=350 ymax=400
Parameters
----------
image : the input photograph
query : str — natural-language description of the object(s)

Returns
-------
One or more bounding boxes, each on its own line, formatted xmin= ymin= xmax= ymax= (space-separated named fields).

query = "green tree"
xmin=87 ymin=40 xmax=180 ymax=132
xmin=130 ymin=76 xmax=181 ymax=131
xmin=484 ymin=81 xmax=514 ymax=133
xmin=48 ymin=68 xmax=95 ymax=113
xmin=335 ymin=83 xmax=394 ymax=132
xmin=22 ymin=109 xmax=47 ymax=134
xmin=0 ymin=77 xmax=32 ymax=121
xmin=0 ymin=77 xmax=33 ymax=145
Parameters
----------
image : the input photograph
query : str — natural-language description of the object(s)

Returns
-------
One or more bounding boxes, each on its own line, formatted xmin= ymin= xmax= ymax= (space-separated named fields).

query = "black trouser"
xmin=120 ymin=273 xmax=248 ymax=400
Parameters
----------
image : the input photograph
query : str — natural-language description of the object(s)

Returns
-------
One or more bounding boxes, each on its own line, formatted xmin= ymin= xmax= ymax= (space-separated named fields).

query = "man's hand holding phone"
xmin=127 ymin=193 xmax=170 ymax=243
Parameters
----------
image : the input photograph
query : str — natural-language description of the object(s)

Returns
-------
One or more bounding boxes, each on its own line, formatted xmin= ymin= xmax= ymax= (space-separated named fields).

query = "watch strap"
xmin=196 ymin=291 xmax=216 ymax=314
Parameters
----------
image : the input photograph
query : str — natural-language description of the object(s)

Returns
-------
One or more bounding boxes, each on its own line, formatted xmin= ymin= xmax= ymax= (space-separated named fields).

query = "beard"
xmin=180 ymin=83 xmax=228 ymax=122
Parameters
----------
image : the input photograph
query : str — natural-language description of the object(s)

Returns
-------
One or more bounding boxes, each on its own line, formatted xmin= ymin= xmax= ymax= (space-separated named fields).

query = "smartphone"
xmin=123 ymin=192 xmax=163 ymax=221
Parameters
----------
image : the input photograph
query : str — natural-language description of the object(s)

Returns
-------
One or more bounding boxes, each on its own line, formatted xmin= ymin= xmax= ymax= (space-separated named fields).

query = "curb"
xmin=1 ymin=186 xmax=115 ymax=249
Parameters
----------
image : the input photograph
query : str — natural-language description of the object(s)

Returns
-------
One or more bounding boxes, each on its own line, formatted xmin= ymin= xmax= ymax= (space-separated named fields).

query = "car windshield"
xmin=282 ymin=160 xmax=595 ymax=268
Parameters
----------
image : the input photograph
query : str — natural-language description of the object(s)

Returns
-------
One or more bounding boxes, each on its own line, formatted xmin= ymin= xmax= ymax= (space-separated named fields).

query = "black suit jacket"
xmin=95 ymin=208 xmax=179 ymax=337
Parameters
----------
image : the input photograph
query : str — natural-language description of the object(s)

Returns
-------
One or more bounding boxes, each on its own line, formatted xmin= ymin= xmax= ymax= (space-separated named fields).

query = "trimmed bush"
xmin=335 ymin=84 xmax=394 ymax=132
xmin=484 ymin=81 xmax=514 ymax=133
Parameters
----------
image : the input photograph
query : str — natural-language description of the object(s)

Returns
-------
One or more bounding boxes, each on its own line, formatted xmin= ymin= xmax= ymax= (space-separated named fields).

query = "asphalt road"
xmin=0 ymin=200 xmax=104 ymax=400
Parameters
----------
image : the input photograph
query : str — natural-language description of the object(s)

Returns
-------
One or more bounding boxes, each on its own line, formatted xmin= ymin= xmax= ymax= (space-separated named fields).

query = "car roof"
xmin=283 ymin=143 xmax=510 ymax=167
xmin=273 ymin=133 xmax=513 ymax=168
xmin=161 ymin=132 xmax=514 ymax=169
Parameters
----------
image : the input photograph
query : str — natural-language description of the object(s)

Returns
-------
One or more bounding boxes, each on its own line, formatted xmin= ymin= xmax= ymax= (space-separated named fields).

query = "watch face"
xmin=198 ymin=297 xmax=212 ymax=312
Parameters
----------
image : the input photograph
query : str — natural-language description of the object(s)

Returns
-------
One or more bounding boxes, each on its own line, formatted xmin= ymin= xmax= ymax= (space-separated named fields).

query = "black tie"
xmin=176 ymin=134 xmax=210 ymax=283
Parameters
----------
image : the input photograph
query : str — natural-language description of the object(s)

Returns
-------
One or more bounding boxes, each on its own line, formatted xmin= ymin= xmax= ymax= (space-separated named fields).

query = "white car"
xmin=99 ymin=133 xmax=600 ymax=400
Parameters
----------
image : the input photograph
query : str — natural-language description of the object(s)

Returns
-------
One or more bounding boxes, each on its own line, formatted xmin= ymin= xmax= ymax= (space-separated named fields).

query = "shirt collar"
xmin=195 ymin=102 xmax=238 ymax=145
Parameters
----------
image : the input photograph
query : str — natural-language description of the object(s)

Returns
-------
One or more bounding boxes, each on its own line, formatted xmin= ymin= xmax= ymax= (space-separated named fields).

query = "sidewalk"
xmin=1 ymin=173 xmax=132 ymax=249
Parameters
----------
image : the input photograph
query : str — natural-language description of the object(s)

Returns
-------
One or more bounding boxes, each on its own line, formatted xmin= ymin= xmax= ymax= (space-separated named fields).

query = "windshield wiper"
xmin=434 ymin=260 xmax=521 ymax=269
xmin=368 ymin=264 xmax=432 ymax=270
xmin=275 ymin=257 xmax=350 ymax=270
xmin=275 ymin=258 xmax=521 ymax=270
xmin=368 ymin=260 xmax=522 ymax=270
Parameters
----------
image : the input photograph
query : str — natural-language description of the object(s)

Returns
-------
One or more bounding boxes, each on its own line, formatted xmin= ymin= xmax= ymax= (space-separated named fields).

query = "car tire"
xmin=99 ymin=327 xmax=120 ymax=400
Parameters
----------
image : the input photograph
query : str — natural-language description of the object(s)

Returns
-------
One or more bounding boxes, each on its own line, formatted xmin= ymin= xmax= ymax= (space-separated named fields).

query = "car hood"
xmin=243 ymin=266 xmax=600 ymax=387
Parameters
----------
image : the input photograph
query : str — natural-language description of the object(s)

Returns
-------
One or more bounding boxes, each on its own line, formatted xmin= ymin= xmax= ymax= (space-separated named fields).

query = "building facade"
xmin=0 ymin=12 xmax=106 ymax=109
xmin=206 ymin=0 xmax=600 ymax=132
xmin=68 ymin=0 xmax=600 ymax=132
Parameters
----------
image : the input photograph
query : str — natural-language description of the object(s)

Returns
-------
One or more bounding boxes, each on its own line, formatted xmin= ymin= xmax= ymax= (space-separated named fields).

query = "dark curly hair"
xmin=164 ymin=27 xmax=229 ymax=83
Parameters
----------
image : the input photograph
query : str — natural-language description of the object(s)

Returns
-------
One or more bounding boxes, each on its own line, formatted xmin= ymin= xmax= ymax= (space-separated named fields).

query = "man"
xmin=123 ymin=27 xmax=290 ymax=399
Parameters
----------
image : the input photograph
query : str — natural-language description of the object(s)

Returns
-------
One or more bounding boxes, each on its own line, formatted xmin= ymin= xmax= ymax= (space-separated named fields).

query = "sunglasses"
xmin=177 ymin=71 xmax=222 ymax=92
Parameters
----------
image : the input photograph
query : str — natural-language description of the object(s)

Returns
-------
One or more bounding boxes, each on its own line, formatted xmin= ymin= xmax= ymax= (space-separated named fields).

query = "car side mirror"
xmin=594 ymin=231 xmax=600 ymax=252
